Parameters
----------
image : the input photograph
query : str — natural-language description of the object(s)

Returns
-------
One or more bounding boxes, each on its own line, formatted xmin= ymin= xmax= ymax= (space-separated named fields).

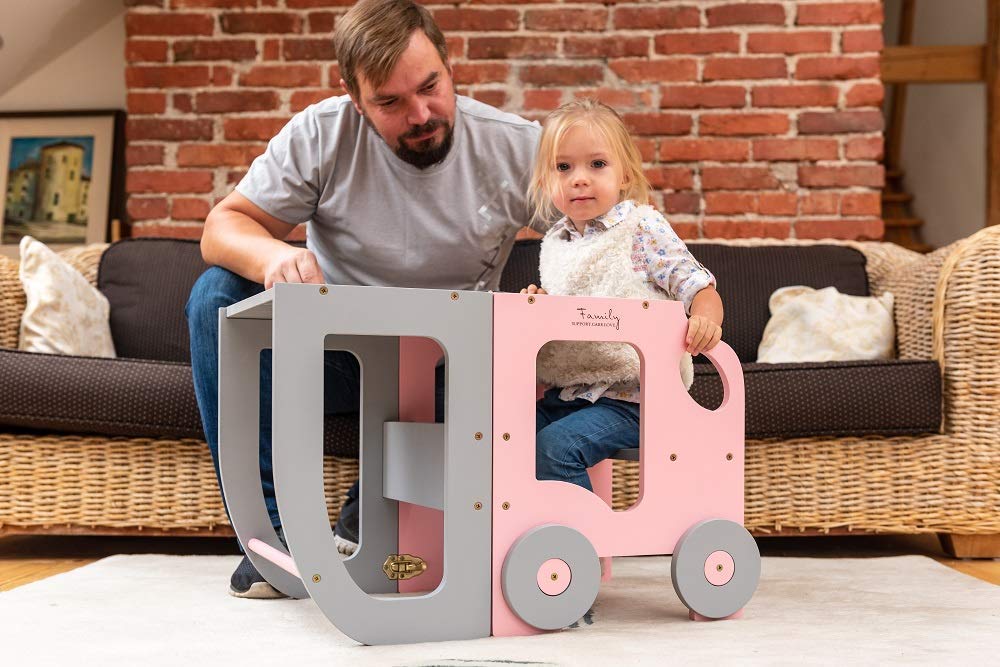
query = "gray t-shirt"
xmin=236 ymin=94 xmax=540 ymax=291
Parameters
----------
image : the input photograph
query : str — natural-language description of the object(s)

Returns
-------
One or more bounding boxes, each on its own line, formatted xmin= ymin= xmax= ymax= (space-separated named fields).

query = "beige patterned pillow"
xmin=757 ymin=286 xmax=894 ymax=364
xmin=18 ymin=236 xmax=116 ymax=358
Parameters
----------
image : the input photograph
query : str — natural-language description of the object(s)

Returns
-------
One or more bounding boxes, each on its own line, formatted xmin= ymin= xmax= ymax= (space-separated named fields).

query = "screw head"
xmin=502 ymin=432 xmax=510 ymax=441
xmin=642 ymin=301 xmax=649 ymax=309
xmin=319 ymin=286 xmax=328 ymax=295
xmin=450 ymin=291 xmax=459 ymax=300
xmin=716 ymin=564 xmax=724 ymax=572
xmin=312 ymin=574 xmax=321 ymax=583
xmin=670 ymin=453 xmax=677 ymax=461
xmin=527 ymin=295 xmax=535 ymax=304
xmin=550 ymin=573 xmax=558 ymax=581
xmin=474 ymin=432 xmax=483 ymax=440
xmin=502 ymin=502 xmax=510 ymax=510
xmin=726 ymin=453 xmax=734 ymax=461
xmin=474 ymin=502 xmax=483 ymax=511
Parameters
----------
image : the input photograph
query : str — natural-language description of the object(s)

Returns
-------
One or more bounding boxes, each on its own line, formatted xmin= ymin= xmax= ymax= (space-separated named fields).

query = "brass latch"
xmin=382 ymin=553 xmax=427 ymax=580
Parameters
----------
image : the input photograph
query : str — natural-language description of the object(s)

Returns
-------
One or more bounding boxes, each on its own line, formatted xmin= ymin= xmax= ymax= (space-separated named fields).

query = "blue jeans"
xmin=535 ymin=388 xmax=640 ymax=491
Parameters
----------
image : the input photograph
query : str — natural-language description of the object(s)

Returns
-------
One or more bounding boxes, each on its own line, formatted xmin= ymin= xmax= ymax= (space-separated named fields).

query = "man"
xmin=186 ymin=0 xmax=539 ymax=598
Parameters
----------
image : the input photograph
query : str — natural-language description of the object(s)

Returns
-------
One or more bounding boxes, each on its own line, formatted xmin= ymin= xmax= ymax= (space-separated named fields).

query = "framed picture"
xmin=0 ymin=110 xmax=125 ymax=257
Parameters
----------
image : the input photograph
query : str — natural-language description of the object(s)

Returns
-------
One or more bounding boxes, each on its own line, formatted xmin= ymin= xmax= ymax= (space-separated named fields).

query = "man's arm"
xmin=202 ymin=191 xmax=324 ymax=289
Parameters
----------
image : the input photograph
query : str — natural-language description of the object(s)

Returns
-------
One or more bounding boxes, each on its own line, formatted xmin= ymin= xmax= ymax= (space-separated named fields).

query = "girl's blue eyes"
xmin=556 ymin=160 xmax=608 ymax=171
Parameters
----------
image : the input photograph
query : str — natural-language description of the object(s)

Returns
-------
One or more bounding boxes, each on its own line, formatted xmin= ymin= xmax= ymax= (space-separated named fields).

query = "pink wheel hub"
xmin=537 ymin=558 xmax=571 ymax=596
xmin=704 ymin=550 xmax=735 ymax=586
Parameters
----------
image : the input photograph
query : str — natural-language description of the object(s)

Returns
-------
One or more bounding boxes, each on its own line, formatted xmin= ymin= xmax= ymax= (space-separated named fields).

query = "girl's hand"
xmin=520 ymin=284 xmax=548 ymax=295
xmin=686 ymin=315 xmax=722 ymax=356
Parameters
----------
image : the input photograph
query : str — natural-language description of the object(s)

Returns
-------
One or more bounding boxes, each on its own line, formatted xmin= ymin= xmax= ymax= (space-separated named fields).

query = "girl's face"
xmin=551 ymin=123 xmax=626 ymax=228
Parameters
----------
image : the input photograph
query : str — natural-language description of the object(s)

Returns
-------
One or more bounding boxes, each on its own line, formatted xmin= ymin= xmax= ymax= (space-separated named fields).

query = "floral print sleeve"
xmin=632 ymin=208 xmax=716 ymax=315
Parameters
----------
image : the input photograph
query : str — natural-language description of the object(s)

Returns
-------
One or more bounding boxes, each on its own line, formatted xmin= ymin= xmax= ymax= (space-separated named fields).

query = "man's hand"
xmin=519 ymin=284 xmax=548 ymax=295
xmin=262 ymin=246 xmax=324 ymax=289
xmin=686 ymin=314 xmax=722 ymax=356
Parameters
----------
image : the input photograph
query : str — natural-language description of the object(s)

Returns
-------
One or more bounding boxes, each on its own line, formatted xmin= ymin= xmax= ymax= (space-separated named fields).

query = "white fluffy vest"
xmin=536 ymin=204 xmax=694 ymax=390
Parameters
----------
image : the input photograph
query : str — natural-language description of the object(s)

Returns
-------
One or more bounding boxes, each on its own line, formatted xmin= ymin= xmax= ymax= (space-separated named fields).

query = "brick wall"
xmin=124 ymin=1 xmax=884 ymax=241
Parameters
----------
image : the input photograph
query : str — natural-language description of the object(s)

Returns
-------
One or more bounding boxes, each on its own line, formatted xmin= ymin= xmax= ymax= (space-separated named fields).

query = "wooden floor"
xmin=0 ymin=533 xmax=997 ymax=592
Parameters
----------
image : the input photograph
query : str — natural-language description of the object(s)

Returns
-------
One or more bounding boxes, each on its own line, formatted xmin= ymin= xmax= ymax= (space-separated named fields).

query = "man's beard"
xmin=364 ymin=114 xmax=454 ymax=169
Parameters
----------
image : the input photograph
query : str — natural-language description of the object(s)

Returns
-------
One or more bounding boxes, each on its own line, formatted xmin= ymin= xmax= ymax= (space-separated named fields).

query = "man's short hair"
xmin=334 ymin=0 xmax=449 ymax=100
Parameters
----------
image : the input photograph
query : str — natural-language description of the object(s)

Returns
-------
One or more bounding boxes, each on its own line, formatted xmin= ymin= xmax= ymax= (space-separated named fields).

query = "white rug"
xmin=1 ymin=554 xmax=998 ymax=666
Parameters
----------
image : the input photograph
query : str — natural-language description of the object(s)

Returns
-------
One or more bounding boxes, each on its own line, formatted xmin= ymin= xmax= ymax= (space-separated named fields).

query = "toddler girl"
xmin=523 ymin=99 xmax=724 ymax=491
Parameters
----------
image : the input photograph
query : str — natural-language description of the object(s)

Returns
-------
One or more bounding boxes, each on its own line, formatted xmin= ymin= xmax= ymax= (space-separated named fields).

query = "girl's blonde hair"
xmin=528 ymin=98 xmax=650 ymax=225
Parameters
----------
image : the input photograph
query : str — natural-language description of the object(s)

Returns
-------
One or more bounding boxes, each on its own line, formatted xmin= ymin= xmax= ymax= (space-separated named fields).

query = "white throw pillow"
xmin=757 ymin=285 xmax=894 ymax=363
xmin=18 ymin=236 xmax=116 ymax=358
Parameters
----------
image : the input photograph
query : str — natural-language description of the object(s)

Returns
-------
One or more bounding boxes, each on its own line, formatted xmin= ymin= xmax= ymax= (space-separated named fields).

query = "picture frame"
xmin=0 ymin=110 xmax=125 ymax=258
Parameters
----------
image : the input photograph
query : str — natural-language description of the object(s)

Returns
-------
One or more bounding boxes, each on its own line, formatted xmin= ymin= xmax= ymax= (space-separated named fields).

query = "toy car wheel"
xmin=671 ymin=518 xmax=760 ymax=619
xmin=501 ymin=524 xmax=601 ymax=630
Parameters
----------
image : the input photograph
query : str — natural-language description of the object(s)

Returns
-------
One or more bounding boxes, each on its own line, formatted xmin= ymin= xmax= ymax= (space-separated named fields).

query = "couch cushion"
xmin=98 ymin=238 xmax=208 ymax=363
xmin=499 ymin=241 xmax=869 ymax=363
xmin=690 ymin=359 xmax=941 ymax=439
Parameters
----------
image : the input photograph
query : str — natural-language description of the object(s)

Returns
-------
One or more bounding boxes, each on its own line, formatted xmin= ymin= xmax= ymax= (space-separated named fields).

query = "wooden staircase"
xmin=881 ymin=169 xmax=933 ymax=252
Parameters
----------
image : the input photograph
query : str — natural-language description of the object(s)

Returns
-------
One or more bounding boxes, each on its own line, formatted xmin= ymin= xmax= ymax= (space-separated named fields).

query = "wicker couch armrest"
xmin=0 ymin=243 xmax=107 ymax=350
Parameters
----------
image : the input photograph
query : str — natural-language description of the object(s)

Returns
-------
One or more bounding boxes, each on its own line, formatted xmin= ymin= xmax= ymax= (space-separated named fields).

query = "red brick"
xmin=240 ymin=65 xmax=322 ymax=87
xmin=845 ymin=136 xmax=884 ymax=160
xmin=610 ymin=59 xmax=697 ymax=83
xmin=126 ymin=145 xmax=165 ymax=166
xmin=798 ymin=165 xmax=884 ymax=188
xmin=747 ymin=31 xmax=833 ymax=54
xmin=659 ymin=139 xmax=750 ymax=162
xmin=126 ymin=65 xmax=210 ymax=88
xmin=468 ymin=37 xmax=557 ymax=59
xmin=128 ymin=118 xmax=214 ymax=141
xmin=845 ymin=83 xmax=884 ymax=107
xmin=751 ymin=84 xmax=839 ymax=107
xmin=701 ymin=113 xmax=790 ymax=136
xmin=655 ymin=33 xmax=740 ymax=55
xmin=327 ymin=64 xmax=342 ymax=85
xmin=307 ymin=12 xmax=336 ymax=33
xmin=796 ymin=56 xmax=880 ymax=80
xmin=613 ymin=6 xmax=700 ymax=30
xmin=472 ymin=89 xmax=507 ymax=108
xmin=283 ymin=38 xmax=337 ymax=60
xmin=127 ymin=170 xmax=215 ymax=194
xmin=753 ymin=138 xmax=838 ymax=160
xmin=797 ymin=3 xmax=883 ymax=26
xmin=672 ymin=222 xmax=701 ymax=240
xmin=170 ymin=197 xmax=213 ymax=221
xmin=196 ymin=91 xmax=279 ymax=113
xmin=263 ymin=39 xmax=281 ymax=60
xmin=634 ymin=138 xmax=657 ymax=162
xmin=644 ymin=167 xmax=695 ymax=190
xmin=290 ymin=90 xmax=332 ymax=111
xmin=447 ymin=36 xmax=465 ymax=58
xmin=173 ymin=39 xmax=258 ymax=61
xmin=212 ymin=66 xmax=234 ymax=86
xmin=663 ymin=192 xmax=701 ymax=214
xmin=434 ymin=8 xmax=520 ymax=31
xmin=127 ymin=92 xmax=167 ymax=115
xmin=126 ymin=40 xmax=169 ymax=62
xmin=574 ymin=88 xmax=650 ymax=109
xmin=224 ymin=118 xmax=291 ymax=141
xmin=841 ymin=192 xmax=881 ymax=216
xmin=799 ymin=191 xmax=839 ymax=214
xmin=660 ymin=85 xmax=746 ymax=109
xmin=705 ymin=192 xmax=758 ymax=214
xmin=126 ymin=13 xmax=214 ymax=36
xmin=131 ymin=223 xmax=205 ymax=240
xmin=285 ymin=0 xmax=357 ymax=7
xmin=564 ymin=36 xmax=649 ymax=59
xmin=759 ymin=192 xmax=798 ymax=215
xmin=126 ymin=196 xmax=169 ymax=220
xmin=520 ymin=65 xmax=603 ymax=86
xmin=170 ymin=0 xmax=257 ymax=7
xmin=524 ymin=8 xmax=607 ymax=31
xmin=703 ymin=220 xmax=792 ymax=238
xmin=452 ymin=63 xmax=510 ymax=85
xmin=523 ymin=89 xmax=564 ymax=110
xmin=702 ymin=167 xmax=780 ymax=190
xmin=173 ymin=93 xmax=194 ymax=113
xmin=706 ymin=3 xmax=786 ymax=26
xmin=220 ymin=12 xmax=302 ymax=34
xmin=799 ymin=110 xmax=883 ymax=134
xmin=796 ymin=218 xmax=883 ymax=241
xmin=704 ymin=57 xmax=787 ymax=81
xmin=843 ymin=29 xmax=884 ymax=52
xmin=622 ymin=113 xmax=693 ymax=136
xmin=177 ymin=144 xmax=266 ymax=167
